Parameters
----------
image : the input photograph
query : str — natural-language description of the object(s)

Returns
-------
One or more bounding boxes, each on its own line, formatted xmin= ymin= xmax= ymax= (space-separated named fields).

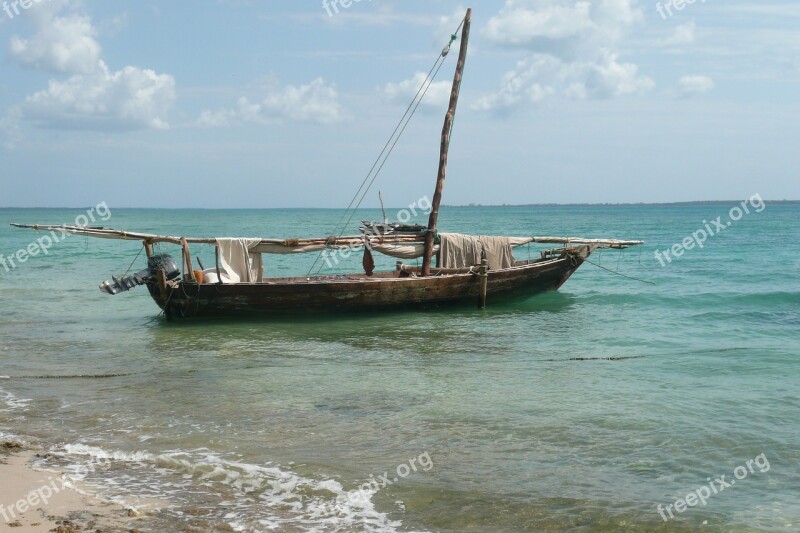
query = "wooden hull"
xmin=151 ymin=248 xmax=590 ymax=319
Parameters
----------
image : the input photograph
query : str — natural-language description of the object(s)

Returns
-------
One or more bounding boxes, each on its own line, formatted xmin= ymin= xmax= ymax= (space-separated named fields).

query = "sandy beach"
xmin=0 ymin=442 xmax=136 ymax=533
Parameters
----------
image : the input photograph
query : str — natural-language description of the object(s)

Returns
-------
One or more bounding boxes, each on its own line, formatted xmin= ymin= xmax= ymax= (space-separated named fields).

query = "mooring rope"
xmin=119 ymin=244 xmax=144 ymax=279
xmin=583 ymin=257 xmax=655 ymax=285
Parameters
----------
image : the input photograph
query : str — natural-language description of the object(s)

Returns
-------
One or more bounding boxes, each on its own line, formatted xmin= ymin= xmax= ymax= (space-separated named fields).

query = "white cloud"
xmin=476 ymin=0 xmax=653 ymax=111
xmin=0 ymin=107 xmax=23 ymax=150
xmin=383 ymin=72 xmax=451 ymax=108
xmin=673 ymin=75 xmax=715 ymax=98
xmin=197 ymin=108 xmax=237 ymax=129
xmin=198 ymin=78 xmax=345 ymax=127
xmin=7 ymin=3 xmax=176 ymax=131
xmin=9 ymin=11 xmax=101 ymax=74
xmin=661 ymin=20 xmax=695 ymax=47
xmin=23 ymin=61 xmax=175 ymax=130
xmin=473 ymin=50 xmax=653 ymax=112
xmin=484 ymin=1 xmax=595 ymax=45
xmin=98 ymin=11 xmax=129 ymax=36
xmin=484 ymin=0 xmax=641 ymax=52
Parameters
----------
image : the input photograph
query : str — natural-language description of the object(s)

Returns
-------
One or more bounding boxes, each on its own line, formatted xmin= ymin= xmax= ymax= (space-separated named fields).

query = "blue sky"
xmin=0 ymin=0 xmax=798 ymax=208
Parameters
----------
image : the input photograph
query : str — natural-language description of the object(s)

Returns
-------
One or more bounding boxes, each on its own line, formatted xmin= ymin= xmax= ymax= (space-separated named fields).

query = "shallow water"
xmin=0 ymin=204 xmax=798 ymax=531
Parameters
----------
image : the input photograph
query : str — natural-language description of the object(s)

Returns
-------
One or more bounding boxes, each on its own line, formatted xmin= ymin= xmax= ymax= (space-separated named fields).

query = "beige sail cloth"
xmin=215 ymin=239 xmax=264 ymax=283
xmin=371 ymin=243 xmax=439 ymax=259
xmin=440 ymin=233 xmax=528 ymax=270
xmin=372 ymin=236 xmax=532 ymax=263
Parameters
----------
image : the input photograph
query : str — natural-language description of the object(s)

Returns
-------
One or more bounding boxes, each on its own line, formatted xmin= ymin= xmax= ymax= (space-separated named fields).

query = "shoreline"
xmin=0 ymin=442 xmax=139 ymax=533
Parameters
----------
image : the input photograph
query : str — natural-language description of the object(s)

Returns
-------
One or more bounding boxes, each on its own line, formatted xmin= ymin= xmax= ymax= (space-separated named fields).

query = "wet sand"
xmin=0 ymin=442 xmax=136 ymax=532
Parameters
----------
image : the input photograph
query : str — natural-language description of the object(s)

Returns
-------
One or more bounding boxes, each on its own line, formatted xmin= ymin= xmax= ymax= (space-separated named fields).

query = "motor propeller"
xmin=99 ymin=254 xmax=180 ymax=296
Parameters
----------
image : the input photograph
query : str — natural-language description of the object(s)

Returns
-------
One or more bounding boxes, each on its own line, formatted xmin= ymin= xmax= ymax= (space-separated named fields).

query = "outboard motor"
xmin=99 ymin=254 xmax=181 ymax=295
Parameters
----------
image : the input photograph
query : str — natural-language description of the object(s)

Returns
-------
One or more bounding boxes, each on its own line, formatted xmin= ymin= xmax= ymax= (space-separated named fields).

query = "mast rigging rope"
xmin=307 ymin=17 xmax=466 ymax=276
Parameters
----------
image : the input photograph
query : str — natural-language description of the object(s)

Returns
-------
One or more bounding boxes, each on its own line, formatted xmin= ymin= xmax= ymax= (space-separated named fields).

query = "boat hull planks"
xmin=154 ymin=250 xmax=587 ymax=319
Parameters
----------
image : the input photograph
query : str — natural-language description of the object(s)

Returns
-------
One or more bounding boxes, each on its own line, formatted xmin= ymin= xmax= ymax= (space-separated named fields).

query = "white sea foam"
xmin=49 ymin=442 xmax=412 ymax=532
xmin=0 ymin=388 xmax=32 ymax=412
xmin=0 ymin=430 xmax=26 ymax=445
xmin=63 ymin=443 xmax=155 ymax=464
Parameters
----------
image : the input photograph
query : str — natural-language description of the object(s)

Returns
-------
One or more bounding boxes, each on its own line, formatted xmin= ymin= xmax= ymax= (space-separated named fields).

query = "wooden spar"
xmin=8 ymin=224 xmax=425 ymax=247
xmin=421 ymin=8 xmax=472 ymax=277
xmin=9 ymin=223 xmax=643 ymax=253
xmin=530 ymin=237 xmax=644 ymax=248
xmin=478 ymin=258 xmax=488 ymax=308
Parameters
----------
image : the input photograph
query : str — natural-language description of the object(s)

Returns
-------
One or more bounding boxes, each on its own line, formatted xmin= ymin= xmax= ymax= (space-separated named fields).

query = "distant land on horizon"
xmin=1 ymin=200 xmax=798 ymax=210
xmin=443 ymin=199 xmax=799 ymax=208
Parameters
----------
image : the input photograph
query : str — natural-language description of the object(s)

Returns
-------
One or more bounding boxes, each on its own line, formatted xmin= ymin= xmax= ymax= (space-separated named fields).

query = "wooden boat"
xmin=11 ymin=8 xmax=643 ymax=320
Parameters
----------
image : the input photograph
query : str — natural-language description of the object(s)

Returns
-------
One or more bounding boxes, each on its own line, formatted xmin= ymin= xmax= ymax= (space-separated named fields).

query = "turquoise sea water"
xmin=0 ymin=204 xmax=798 ymax=532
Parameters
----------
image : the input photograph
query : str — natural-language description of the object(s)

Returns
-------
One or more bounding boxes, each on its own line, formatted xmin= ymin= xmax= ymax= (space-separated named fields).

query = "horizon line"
xmin=1 ymin=200 xmax=798 ymax=210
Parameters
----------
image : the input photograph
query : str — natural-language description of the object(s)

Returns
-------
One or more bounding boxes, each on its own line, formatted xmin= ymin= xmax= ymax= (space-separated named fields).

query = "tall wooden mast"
xmin=421 ymin=8 xmax=472 ymax=277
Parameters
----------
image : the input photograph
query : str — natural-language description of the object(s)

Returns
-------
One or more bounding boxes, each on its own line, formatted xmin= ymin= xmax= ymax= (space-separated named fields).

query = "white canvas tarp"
xmin=439 ymin=233 xmax=531 ymax=270
xmin=216 ymin=239 xmax=264 ymax=283
xmin=373 ymin=237 xmax=532 ymax=262
xmin=372 ymin=243 xmax=439 ymax=259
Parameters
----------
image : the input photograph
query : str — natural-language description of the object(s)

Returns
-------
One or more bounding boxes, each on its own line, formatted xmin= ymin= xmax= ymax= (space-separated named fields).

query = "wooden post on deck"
xmin=215 ymin=245 xmax=223 ymax=284
xmin=478 ymin=258 xmax=488 ymax=308
xmin=181 ymin=238 xmax=196 ymax=283
xmin=156 ymin=269 xmax=168 ymax=304
xmin=421 ymin=8 xmax=471 ymax=277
